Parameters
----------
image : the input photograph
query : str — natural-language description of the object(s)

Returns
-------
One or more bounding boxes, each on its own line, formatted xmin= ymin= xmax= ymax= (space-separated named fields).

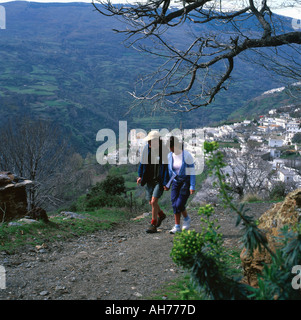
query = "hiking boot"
xmin=146 ymin=224 xmax=157 ymax=233
xmin=156 ymin=213 xmax=166 ymax=228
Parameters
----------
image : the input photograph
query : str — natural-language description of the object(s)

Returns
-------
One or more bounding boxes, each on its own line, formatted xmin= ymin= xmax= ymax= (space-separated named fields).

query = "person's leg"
xmin=145 ymin=183 xmax=159 ymax=233
xmin=150 ymin=196 xmax=160 ymax=226
xmin=181 ymin=209 xmax=191 ymax=230
xmin=170 ymin=181 xmax=182 ymax=233
xmin=174 ymin=195 xmax=188 ymax=216
xmin=156 ymin=205 xmax=166 ymax=227
xmin=176 ymin=180 xmax=191 ymax=230
xmin=174 ymin=193 xmax=191 ymax=230
xmin=170 ymin=212 xmax=181 ymax=234
xmin=181 ymin=209 xmax=188 ymax=218
xmin=151 ymin=182 xmax=166 ymax=227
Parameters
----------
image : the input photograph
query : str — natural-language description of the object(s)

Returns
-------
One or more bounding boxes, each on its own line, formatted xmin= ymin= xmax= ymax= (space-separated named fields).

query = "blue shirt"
xmin=168 ymin=150 xmax=196 ymax=191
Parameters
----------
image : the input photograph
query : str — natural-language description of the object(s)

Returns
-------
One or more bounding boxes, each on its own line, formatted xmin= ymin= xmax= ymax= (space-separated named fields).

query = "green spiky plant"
xmin=170 ymin=142 xmax=301 ymax=300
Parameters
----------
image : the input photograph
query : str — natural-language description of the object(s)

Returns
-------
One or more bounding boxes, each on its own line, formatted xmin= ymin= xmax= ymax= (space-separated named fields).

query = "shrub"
xmin=269 ymin=182 xmax=286 ymax=201
xmin=71 ymin=174 xmax=128 ymax=210
xmin=87 ymin=175 xmax=126 ymax=199
xmin=241 ymin=193 xmax=262 ymax=203
xmin=86 ymin=190 xmax=127 ymax=209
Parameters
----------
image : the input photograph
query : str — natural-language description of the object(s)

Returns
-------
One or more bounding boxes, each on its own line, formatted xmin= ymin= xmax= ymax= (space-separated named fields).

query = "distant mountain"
xmin=0 ymin=2 xmax=298 ymax=154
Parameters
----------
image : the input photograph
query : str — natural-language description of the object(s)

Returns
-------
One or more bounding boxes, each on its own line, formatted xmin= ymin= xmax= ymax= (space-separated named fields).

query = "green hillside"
xmin=228 ymin=86 xmax=301 ymax=121
xmin=0 ymin=2 xmax=298 ymax=155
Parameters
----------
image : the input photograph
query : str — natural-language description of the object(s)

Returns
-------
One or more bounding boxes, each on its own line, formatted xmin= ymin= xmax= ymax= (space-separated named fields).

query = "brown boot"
xmin=156 ymin=212 xmax=166 ymax=228
xmin=146 ymin=224 xmax=157 ymax=233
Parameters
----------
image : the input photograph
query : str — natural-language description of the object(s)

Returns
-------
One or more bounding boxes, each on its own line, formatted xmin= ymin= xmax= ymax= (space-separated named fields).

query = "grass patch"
xmin=146 ymin=274 xmax=206 ymax=300
xmin=125 ymin=181 xmax=138 ymax=190
xmin=0 ymin=208 xmax=129 ymax=254
xmin=146 ymin=247 xmax=243 ymax=300
xmin=217 ymin=141 xmax=240 ymax=149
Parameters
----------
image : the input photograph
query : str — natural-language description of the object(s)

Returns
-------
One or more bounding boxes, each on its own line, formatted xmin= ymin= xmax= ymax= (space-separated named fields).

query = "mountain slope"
xmin=0 ymin=2 xmax=298 ymax=154
xmin=228 ymin=84 xmax=301 ymax=121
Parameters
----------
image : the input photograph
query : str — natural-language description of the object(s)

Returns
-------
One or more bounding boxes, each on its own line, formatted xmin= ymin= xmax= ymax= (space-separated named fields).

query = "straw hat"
xmin=143 ymin=130 xmax=160 ymax=141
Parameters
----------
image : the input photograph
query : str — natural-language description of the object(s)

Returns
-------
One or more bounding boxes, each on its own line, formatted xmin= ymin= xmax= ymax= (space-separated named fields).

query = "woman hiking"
xmin=168 ymin=135 xmax=195 ymax=234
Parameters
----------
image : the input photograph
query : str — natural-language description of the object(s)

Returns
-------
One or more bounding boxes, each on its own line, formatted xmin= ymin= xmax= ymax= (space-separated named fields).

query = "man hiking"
xmin=137 ymin=131 xmax=170 ymax=233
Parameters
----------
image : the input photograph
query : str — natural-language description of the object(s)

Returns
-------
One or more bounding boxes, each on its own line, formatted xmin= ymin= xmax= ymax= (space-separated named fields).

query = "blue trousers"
xmin=171 ymin=178 xmax=190 ymax=214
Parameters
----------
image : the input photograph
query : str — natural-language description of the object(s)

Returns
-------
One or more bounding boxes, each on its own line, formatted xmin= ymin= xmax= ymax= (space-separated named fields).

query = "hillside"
xmin=0 ymin=1 xmax=298 ymax=154
xmin=228 ymin=84 xmax=301 ymax=121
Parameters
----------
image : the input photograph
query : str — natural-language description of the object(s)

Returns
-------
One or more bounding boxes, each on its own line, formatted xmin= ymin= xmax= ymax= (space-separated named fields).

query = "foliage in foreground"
xmin=171 ymin=142 xmax=301 ymax=300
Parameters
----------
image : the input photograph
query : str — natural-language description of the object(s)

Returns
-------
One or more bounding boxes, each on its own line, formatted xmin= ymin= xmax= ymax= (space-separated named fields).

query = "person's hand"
xmin=163 ymin=186 xmax=169 ymax=191
xmin=190 ymin=189 xmax=195 ymax=195
xmin=137 ymin=177 xmax=142 ymax=185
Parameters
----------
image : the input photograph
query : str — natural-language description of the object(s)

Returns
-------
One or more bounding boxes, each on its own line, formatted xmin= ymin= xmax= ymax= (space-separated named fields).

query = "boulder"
xmin=27 ymin=207 xmax=49 ymax=223
xmin=60 ymin=211 xmax=86 ymax=219
xmin=0 ymin=171 xmax=32 ymax=222
xmin=240 ymin=189 xmax=301 ymax=287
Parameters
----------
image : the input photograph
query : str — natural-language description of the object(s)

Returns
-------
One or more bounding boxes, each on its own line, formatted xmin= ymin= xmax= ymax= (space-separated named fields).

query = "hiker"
xmin=168 ymin=135 xmax=195 ymax=234
xmin=137 ymin=130 xmax=170 ymax=233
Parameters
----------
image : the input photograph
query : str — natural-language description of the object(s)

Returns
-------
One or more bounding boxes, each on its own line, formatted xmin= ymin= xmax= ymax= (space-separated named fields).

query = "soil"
xmin=0 ymin=202 xmax=274 ymax=300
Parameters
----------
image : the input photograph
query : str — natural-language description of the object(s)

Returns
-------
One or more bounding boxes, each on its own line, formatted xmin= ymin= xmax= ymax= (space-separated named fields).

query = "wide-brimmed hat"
xmin=143 ymin=130 xmax=160 ymax=141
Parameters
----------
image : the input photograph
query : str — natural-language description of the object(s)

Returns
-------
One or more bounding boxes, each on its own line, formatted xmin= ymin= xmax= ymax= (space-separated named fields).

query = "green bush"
xmin=86 ymin=190 xmax=128 ymax=209
xmin=87 ymin=175 xmax=126 ymax=198
xmin=70 ymin=174 xmax=128 ymax=211
xmin=171 ymin=204 xmax=222 ymax=270
xmin=269 ymin=182 xmax=286 ymax=201
xmin=292 ymin=132 xmax=301 ymax=144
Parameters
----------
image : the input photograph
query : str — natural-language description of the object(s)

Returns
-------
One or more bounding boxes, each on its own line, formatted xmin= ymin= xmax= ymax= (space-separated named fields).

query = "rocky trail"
xmin=0 ymin=202 xmax=274 ymax=300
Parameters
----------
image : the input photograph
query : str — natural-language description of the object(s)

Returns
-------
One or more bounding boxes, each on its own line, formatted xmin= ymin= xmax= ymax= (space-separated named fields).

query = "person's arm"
xmin=184 ymin=151 xmax=196 ymax=192
xmin=137 ymin=145 xmax=148 ymax=184
xmin=163 ymin=164 xmax=170 ymax=190
xmin=138 ymin=162 xmax=143 ymax=178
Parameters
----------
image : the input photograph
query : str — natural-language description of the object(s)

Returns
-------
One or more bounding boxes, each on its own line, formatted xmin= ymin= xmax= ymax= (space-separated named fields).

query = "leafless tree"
xmin=93 ymin=0 xmax=301 ymax=112
xmin=53 ymin=152 xmax=95 ymax=203
xmin=0 ymin=118 xmax=70 ymax=210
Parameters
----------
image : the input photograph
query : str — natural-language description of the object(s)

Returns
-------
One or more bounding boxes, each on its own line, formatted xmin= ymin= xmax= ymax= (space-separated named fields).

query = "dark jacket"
xmin=138 ymin=144 xmax=170 ymax=187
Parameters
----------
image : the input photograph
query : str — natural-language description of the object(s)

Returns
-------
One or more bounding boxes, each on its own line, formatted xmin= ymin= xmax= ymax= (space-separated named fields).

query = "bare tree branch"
xmin=93 ymin=0 xmax=301 ymax=112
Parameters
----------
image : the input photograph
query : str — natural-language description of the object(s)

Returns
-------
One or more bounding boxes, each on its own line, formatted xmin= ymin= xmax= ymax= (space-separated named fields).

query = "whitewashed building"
xmin=286 ymin=121 xmax=301 ymax=134
xmin=268 ymin=138 xmax=284 ymax=148
xmin=278 ymin=168 xmax=296 ymax=183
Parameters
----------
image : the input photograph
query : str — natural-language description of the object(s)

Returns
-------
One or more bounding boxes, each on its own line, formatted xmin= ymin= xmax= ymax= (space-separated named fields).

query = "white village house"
xmin=268 ymin=137 xmax=284 ymax=148
xmin=278 ymin=167 xmax=296 ymax=183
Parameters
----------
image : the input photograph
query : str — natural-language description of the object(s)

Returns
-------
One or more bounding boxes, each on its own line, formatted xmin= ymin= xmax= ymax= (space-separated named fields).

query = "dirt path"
xmin=0 ymin=202 xmax=274 ymax=300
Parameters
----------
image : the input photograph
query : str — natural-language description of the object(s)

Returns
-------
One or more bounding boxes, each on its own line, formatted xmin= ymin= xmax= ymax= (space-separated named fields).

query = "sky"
xmin=0 ymin=0 xmax=300 ymax=19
